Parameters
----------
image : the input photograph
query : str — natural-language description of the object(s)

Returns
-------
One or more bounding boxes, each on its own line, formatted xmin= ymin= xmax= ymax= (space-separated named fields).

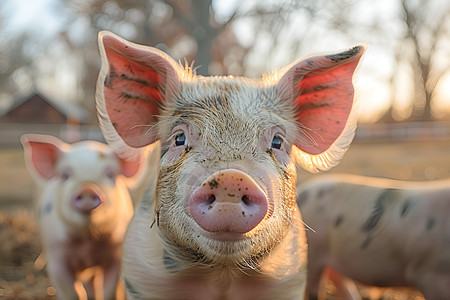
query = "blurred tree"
xmin=3 ymin=0 xmax=450 ymax=123
xmin=380 ymin=0 xmax=450 ymax=122
xmin=403 ymin=0 xmax=450 ymax=121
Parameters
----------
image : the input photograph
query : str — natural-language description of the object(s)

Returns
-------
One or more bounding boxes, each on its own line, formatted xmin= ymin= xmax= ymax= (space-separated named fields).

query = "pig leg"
xmin=103 ymin=261 xmax=123 ymax=300
xmin=305 ymin=262 xmax=323 ymax=300
xmin=324 ymin=268 xmax=361 ymax=300
xmin=46 ymin=258 xmax=79 ymax=300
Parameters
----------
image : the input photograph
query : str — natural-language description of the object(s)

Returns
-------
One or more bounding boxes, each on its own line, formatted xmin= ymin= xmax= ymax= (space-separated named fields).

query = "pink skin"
xmin=188 ymin=169 xmax=269 ymax=236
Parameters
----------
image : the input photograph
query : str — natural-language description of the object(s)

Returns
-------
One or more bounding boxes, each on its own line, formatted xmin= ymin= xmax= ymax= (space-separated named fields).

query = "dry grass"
xmin=0 ymin=210 xmax=55 ymax=299
xmin=1 ymin=139 xmax=449 ymax=299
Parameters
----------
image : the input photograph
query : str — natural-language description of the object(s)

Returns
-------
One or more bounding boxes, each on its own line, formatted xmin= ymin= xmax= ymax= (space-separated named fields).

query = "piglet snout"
xmin=190 ymin=169 xmax=268 ymax=235
xmin=72 ymin=186 xmax=103 ymax=214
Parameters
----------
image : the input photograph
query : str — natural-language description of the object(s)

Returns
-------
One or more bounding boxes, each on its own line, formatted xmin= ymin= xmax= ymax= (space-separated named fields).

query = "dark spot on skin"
xmin=208 ymin=205 xmax=213 ymax=210
xmin=317 ymin=188 xmax=329 ymax=199
xmin=104 ymin=75 xmax=111 ymax=88
xmin=123 ymin=277 xmax=140 ymax=297
xmin=334 ymin=215 xmax=344 ymax=227
xmin=41 ymin=202 xmax=53 ymax=216
xmin=120 ymin=73 xmax=150 ymax=86
xmin=305 ymin=102 xmax=330 ymax=109
xmin=121 ymin=92 xmax=133 ymax=99
xmin=326 ymin=46 xmax=362 ymax=63
xmin=362 ymin=189 xmax=394 ymax=232
xmin=242 ymin=211 xmax=245 ymax=216
xmin=163 ymin=250 xmax=180 ymax=273
xmin=313 ymin=85 xmax=329 ymax=91
xmin=209 ymin=179 xmax=219 ymax=188
xmin=296 ymin=190 xmax=309 ymax=206
xmin=104 ymin=65 xmax=117 ymax=88
xmin=426 ymin=217 xmax=436 ymax=231
xmin=361 ymin=236 xmax=372 ymax=249
xmin=400 ymin=198 xmax=413 ymax=218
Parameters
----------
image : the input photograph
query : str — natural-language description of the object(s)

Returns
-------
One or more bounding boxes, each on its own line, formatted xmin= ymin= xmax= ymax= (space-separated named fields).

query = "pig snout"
xmin=72 ymin=186 xmax=103 ymax=214
xmin=189 ymin=169 xmax=268 ymax=235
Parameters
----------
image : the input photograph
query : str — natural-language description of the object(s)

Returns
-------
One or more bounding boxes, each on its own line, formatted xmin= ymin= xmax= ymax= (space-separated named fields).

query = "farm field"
xmin=1 ymin=139 xmax=449 ymax=299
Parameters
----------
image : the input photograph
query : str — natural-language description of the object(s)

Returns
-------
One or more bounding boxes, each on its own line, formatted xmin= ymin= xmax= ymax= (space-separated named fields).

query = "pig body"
xmin=297 ymin=174 xmax=450 ymax=299
xmin=95 ymin=31 xmax=365 ymax=299
xmin=22 ymin=135 xmax=142 ymax=299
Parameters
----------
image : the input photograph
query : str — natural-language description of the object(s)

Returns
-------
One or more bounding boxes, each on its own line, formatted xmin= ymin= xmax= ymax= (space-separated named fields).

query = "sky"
xmin=2 ymin=0 xmax=450 ymax=123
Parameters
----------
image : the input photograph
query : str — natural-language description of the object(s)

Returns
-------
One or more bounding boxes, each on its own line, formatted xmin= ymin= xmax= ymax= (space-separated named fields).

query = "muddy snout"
xmin=71 ymin=185 xmax=103 ymax=214
xmin=189 ymin=169 xmax=268 ymax=234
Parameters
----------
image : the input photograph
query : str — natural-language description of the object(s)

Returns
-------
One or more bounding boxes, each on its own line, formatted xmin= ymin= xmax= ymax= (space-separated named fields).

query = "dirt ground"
xmin=1 ymin=139 xmax=449 ymax=299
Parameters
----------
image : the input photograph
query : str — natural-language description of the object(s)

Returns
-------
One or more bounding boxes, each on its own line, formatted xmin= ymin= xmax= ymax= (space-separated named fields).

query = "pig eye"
xmin=106 ymin=170 xmax=116 ymax=180
xmin=271 ymin=135 xmax=282 ymax=149
xmin=60 ymin=169 xmax=72 ymax=181
xmin=175 ymin=132 xmax=187 ymax=146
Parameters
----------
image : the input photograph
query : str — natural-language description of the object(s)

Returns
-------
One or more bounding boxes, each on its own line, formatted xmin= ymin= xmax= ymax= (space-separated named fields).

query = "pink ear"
xmin=278 ymin=45 xmax=365 ymax=155
xmin=21 ymin=135 xmax=64 ymax=180
xmin=99 ymin=32 xmax=180 ymax=148
xmin=117 ymin=154 xmax=142 ymax=178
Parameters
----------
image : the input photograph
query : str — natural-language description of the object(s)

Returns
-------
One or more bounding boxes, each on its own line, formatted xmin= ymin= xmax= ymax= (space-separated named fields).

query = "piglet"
xmin=95 ymin=31 xmax=365 ymax=300
xmin=297 ymin=174 xmax=450 ymax=300
xmin=21 ymin=134 xmax=144 ymax=300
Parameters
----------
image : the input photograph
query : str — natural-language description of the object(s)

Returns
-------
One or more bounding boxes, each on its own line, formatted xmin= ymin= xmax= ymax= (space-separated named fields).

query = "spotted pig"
xmin=298 ymin=174 xmax=450 ymax=300
xmin=95 ymin=31 xmax=365 ymax=300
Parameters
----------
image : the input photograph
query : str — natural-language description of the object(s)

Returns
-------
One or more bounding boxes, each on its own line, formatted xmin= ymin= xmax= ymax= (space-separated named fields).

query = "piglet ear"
xmin=277 ymin=44 xmax=366 ymax=172
xmin=21 ymin=134 xmax=66 ymax=181
xmin=96 ymin=31 xmax=181 ymax=159
xmin=118 ymin=154 xmax=142 ymax=178
xmin=120 ymin=142 xmax=161 ymax=204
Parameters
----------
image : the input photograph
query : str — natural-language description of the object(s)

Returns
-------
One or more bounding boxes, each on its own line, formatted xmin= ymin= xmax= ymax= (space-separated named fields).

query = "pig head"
xmin=96 ymin=31 xmax=365 ymax=300
xmin=21 ymin=134 xmax=143 ymax=299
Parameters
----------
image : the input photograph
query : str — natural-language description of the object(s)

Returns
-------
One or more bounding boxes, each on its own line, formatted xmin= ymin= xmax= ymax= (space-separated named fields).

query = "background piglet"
xmin=21 ymin=134 xmax=145 ymax=300
xmin=298 ymin=174 xmax=450 ymax=300
xmin=95 ymin=31 xmax=365 ymax=300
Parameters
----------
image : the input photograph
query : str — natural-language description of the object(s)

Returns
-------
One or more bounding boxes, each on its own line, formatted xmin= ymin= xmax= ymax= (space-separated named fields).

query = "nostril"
xmin=207 ymin=194 xmax=216 ymax=205
xmin=242 ymin=195 xmax=250 ymax=206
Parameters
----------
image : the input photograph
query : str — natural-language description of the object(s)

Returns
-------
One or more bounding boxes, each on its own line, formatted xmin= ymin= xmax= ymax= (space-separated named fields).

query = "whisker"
xmin=302 ymin=220 xmax=316 ymax=233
